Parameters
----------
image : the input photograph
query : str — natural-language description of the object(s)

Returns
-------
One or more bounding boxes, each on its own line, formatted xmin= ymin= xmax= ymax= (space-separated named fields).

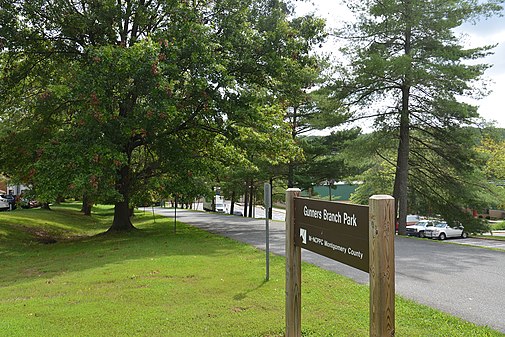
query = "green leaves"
xmin=342 ymin=0 xmax=501 ymax=115
xmin=477 ymin=136 xmax=505 ymax=182
xmin=338 ymin=0 xmax=504 ymax=230
xmin=1 ymin=0 xmax=330 ymax=229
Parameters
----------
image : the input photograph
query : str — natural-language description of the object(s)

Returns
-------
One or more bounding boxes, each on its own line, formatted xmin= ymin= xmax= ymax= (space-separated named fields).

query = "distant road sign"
xmin=264 ymin=183 xmax=271 ymax=208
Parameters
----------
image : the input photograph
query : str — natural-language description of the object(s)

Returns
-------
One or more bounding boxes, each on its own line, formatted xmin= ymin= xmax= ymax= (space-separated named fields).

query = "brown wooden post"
xmin=369 ymin=195 xmax=395 ymax=337
xmin=286 ymin=188 xmax=301 ymax=337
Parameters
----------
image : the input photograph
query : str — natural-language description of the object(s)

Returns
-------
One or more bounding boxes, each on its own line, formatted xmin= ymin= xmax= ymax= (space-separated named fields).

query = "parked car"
xmin=406 ymin=219 xmax=437 ymax=238
xmin=0 ymin=194 xmax=16 ymax=211
xmin=396 ymin=214 xmax=421 ymax=232
xmin=424 ymin=222 xmax=468 ymax=240
xmin=20 ymin=198 xmax=40 ymax=209
xmin=406 ymin=214 xmax=420 ymax=226
xmin=0 ymin=195 xmax=10 ymax=210
xmin=203 ymin=195 xmax=227 ymax=213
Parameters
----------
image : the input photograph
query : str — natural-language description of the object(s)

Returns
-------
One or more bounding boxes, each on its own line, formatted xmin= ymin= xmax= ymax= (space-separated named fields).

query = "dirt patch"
xmin=18 ymin=226 xmax=59 ymax=244
xmin=22 ymin=267 xmax=45 ymax=277
xmin=231 ymin=306 xmax=249 ymax=313
xmin=16 ymin=225 xmax=92 ymax=244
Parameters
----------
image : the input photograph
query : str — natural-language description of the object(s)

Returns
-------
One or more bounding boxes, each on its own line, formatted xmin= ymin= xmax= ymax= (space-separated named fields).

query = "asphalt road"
xmin=154 ymin=207 xmax=505 ymax=334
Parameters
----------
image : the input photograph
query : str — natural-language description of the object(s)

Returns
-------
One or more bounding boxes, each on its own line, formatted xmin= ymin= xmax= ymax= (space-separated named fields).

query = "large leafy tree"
xmin=475 ymin=131 xmax=505 ymax=210
xmin=338 ymin=0 xmax=503 ymax=234
xmin=477 ymin=134 xmax=505 ymax=182
xmin=232 ymin=104 xmax=300 ymax=217
xmin=0 ymin=0 xmax=326 ymax=231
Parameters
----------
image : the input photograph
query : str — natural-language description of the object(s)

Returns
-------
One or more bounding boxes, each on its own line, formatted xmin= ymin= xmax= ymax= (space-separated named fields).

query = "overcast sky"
xmin=294 ymin=1 xmax=505 ymax=129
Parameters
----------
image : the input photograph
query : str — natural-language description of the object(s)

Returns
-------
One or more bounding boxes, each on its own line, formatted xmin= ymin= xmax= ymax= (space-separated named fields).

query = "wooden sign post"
xmin=369 ymin=195 xmax=395 ymax=337
xmin=285 ymin=188 xmax=301 ymax=337
xmin=285 ymin=190 xmax=395 ymax=337
xmin=264 ymin=182 xmax=272 ymax=281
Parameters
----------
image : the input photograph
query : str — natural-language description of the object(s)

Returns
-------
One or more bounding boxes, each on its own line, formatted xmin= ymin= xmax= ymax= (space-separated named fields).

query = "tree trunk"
xmin=394 ymin=14 xmax=412 ymax=236
xmin=230 ymin=191 xmax=235 ymax=215
xmin=248 ymin=182 xmax=254 ymax=218
xmin=394 ymin=107 xmax=410 ymax=235
xmin=287 ymin=106 xmax=298 ymax=188
xmin=287 ymin=163 xmax=295 ymax=188
xmin=109 ymin=200 xmax=136 ymax=232
xmin=108 ymin=165 xmax=136 ymax=232
xmin=244 ymin=181 xmax=249 ymax=217
xmin=82 ymin=202 xmax=92 ymax=216
xmin=81 ymin=194 xmax=92 ymax=216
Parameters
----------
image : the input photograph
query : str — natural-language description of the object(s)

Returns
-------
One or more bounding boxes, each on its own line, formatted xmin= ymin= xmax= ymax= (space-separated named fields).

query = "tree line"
xmin=1 ymin=0 xmax=503 ymax=234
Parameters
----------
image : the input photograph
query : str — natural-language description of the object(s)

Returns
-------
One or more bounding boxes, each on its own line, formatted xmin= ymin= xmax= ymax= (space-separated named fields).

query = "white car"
xmin=0 ymin=195 xmax=10 ymax=210
xmin=424 ymin=222 xmax=468 ymax=240
xmin=406 ymin=214 xmax=420 ymax=226
xmin=203 ymin=195 xmax=227 ymax=213
xmin=214 ymin=201 xmax=227 ymax=213
xmin=406 ymin=219 xmax=437 ymax=238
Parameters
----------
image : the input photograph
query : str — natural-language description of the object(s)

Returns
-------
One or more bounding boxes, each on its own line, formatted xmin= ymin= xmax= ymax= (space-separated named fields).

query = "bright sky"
xmin=295 ymin=1 xmax=505 ymax=129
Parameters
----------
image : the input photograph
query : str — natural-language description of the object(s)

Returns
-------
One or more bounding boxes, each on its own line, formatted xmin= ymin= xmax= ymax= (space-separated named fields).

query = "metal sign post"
xmin=264 ymin=183 xmax=272 ymax=281
xmin=174 ymin=195 xmax=177 ymax=234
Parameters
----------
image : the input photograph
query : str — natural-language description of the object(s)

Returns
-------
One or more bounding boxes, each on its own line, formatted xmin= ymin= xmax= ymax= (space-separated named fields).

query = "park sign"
xmin=294 ymin=197 xmax=369 ymax=273
xmin=286 ymin=190 xmax=395 ymax=337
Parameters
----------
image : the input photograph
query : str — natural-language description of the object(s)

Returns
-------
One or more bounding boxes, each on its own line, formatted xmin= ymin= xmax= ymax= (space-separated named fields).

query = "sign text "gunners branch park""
xmin=294 ymin=198 xmax=369 ymax=272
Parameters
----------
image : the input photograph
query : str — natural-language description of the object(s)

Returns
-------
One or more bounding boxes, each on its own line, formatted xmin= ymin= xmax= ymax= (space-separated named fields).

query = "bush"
xmin=491 ymin=221 xmax=505 ymax=230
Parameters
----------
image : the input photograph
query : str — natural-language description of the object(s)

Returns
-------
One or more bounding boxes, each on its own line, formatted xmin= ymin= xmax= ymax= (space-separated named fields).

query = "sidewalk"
xmin=483 ymin=230 xmax=505 ymax=237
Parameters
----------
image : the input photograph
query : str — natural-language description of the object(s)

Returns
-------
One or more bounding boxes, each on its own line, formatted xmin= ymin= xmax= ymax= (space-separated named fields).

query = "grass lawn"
xmin=0 ymin=203 xmax=503 ymax=337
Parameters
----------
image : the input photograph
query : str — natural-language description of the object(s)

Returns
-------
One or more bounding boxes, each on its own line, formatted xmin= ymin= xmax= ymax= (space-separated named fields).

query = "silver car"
xmin=424 ymin=222 xmax=468 ymax=240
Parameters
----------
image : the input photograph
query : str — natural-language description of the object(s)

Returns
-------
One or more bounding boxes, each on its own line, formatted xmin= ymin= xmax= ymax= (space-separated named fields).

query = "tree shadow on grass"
xmin=0 ymin=207 xmax=237 ymax=289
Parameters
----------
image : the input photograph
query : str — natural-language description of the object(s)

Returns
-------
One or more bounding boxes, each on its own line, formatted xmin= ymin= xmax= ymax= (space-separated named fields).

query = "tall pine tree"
xmin=339 ymin=0 xmax=503 ymax=234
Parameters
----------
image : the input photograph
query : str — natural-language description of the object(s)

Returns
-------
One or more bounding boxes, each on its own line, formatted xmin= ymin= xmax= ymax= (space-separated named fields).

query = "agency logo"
xmin=299 ymin=228 xmax=307 ymax=244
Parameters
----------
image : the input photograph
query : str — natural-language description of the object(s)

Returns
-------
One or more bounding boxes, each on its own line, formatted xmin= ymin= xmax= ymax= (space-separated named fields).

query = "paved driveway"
xmin=453 ymin=237 xmax=505 ymax=250
xmin=154 ymin=208 xmax=505 ymax=334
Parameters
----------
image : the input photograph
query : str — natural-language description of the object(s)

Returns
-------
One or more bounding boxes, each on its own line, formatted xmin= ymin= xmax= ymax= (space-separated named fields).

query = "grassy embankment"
xmin=0 ymin=203 xmax=503 ymax=337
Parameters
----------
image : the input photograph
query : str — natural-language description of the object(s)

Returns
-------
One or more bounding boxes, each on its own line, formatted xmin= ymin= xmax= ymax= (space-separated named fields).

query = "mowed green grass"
xmin=0 ymin=204 xmax=503 ymax=337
